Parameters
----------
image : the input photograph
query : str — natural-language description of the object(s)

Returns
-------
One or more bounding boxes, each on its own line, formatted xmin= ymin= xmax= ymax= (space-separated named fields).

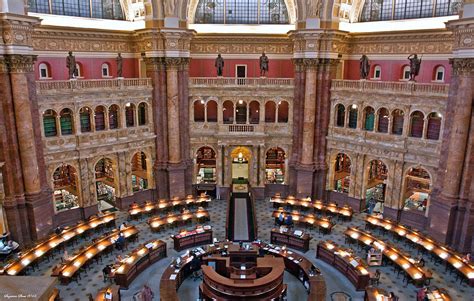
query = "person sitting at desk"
xmin=62 ymin=250 xmax=70 ymax=263
xmin=102 ymin=264 xmax=113 ymax=283
xmin=119 ymin=222 xmax=127 ymax=231
xmin=388 ymin=292 xmax=399 ymax=301
xmin=416 ymin=287 xmax=427 ymax=301
xmin=415 ymin=255 xmax=425 ymax=267
xmin=115 ymin=254 xmax=124 ymax=265
xmin=462 ymin=253 xmax=471 ymax=263
xmin=129 ymin=201 xmax=138 ymax=208
xmin=190 ymin=252 xmax=201 ymax=281
xmin=54 ymin=226 xmax=64 ymax=235
xmin=285 ymin=214 xmax=293 ymax=227
xmin=115 ymin=233 xmax=125 ymax=250
xmin=0 ymin=239 xmax=12 ymax=254
xmin=278 ymin=212 xmax=284 ymax=225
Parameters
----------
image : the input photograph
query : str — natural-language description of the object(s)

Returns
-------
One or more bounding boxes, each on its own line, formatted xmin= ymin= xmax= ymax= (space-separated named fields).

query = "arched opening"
xmin=75 ymin=63 xmax=83 ymax=78
xmin=138 ymin=102 xmax=147 ymax=125
xmin=426 ymin=112 xmax=442 ymax=140
xmin=334 ymin=153 xmax=351 ymax=194
xmin=236 ymin=100 xmax=247 ymax=124
xmin=265 ymin=147 xmax=285 ymax=184
xmin=196 ymin=146 xmax=217 ymax=184
xmin=125 ymin=103 xmax=136 ymax=127
xmin=53 ymin=165 xmax=80 ymax=212
xmin=410 ymin=111 xmax=424 ymax=138
xmin=365 ymin=160 xmax=388 ymax=214
xmin=59 ymin=108 xmax=74 ymax=135
xmin=434 ymin=66 xmax=445 ymax=82
xmin=108 ymin=105 xmax=120 ymax=129
xmin=277 ymin=101 xmax=289 ymax=123
xmin=101 ymin=63 xmax=110 ymax=77
xmin=249 ymin=101 xmax=260 ymax=124
xmin=265 ymin=101 xmax=276 ymax=123
xmin=223 ymin=101 xmax=234 ymax=124
xmin=403 ymin=167 xmax=431 ymax=212
xmin=373 ymin=65 xmax=381 ymax=79
xmin=335 ymin=104 xmax=345 ymax=127
xmin=363 ymin=106 xmax=375 ymax=131
xmin=194 ymin=100 xmax=205 ymax=122
xmin=207 ymin=100 xmax=218 ymax=122
xmin=391 ymin=109 xmax=404 ymax=135
xmin=402 ymin=65 xmax=410 ymax=80
xmin=94 ymin=106 xmax=106 ymax=131
xmin=377 ymin=108 xmax=389 ymax=133
xmin=43 ymin=109 xmax=58 ymax=137
xmin=39 ymin=62 xmax=51 ymax=79
xmin=95 ymin=158 xmax=117 ymax=206
xmin=348 ymin=104 xmax=358 ymax=129
xmin=231 ymin=146 xmax=252 ymax=183
xmin=131 ymin=152 xmax=149 ymax=192
xmin=79 ymin=107 xmax=92 ymax=132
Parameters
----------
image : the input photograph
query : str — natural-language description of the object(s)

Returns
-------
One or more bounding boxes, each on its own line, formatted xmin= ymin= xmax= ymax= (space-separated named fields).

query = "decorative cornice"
xmin=0 ymin=58 xmax=7 ymax=74
xmin=4 ymin=54 xmax=37 ymax=73
xmin=450 ymin=58 xmax=474 ymax=76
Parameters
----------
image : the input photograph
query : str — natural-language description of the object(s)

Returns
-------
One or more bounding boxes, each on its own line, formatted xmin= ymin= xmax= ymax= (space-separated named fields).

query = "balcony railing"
xmin=190 ymin=77 xmax=294 ymax=87
xmin=229 ymin=125 xmax=255 ymax=132
xmin=331 ymin=80 xmax=450 ymax=96
xmin=36 ymin=78 xmax=152 ymax=92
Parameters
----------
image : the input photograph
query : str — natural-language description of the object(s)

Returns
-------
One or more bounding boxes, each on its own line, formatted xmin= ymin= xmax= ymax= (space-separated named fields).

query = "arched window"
xmin=410 ymin=111 xmax=424 ymax=138
xmin=392 ymin=109 xmax=404 ymax=135
xmin=95 ymin=158 xmax=117 ymax=204
xmin=364 ymin=107 xmax=375 ymax=131
xmin=434 ymin=66 xmax=445 ymax=82
xmin=131 ymin=152 xmax=149 ymax=191
xmin=194 ymin=100 xmax=205 ymax=122
xmin=59 ymin=108 xmax=74 ymax=135
xmin=43 ymin=109 xmax=57 ymax=137
xmin=335 ymin=104 xmax=345 ymax=127
xmin=207 ymin=100 xmax=218 ymax=122
xmin=427 ymin=112 xmax=442 ymax=140
xmin=373 ymin=65 xmax=381 ymax=79
xmin=402 ymin=65 xmax=410 ymax=80
xmin=361 ymin=0 xmax=461 ymax=22
xmin=377 ymin=108 xmax=389 ymax=133
xmin=334 ymin=153 xmax=351 ymax=193
xmin=194 ymin=0 xmax=289 ymax=24
xmin=39 ymin=63 xmax=51 ymax=79
xmin=53 ymin=165 xmax=79 ymax=212
xmin=138 ymin=103 xmax=147 ymax=125
xmin=236 ymin=100 xmax=247 ymax=124
xmin=249 ymin=101 xmax=260 ymax=124
xmin=125 ymin=103 xmax=136 ymax=127
xmin=265 ymin=147 xmax=285 ymax=184
xmin=79 ymin=107 xmax=92 ymax=132
xmin=196 ymin=146 xmax=217 ymax=184
xmin=109 ymin=105 xmax=119 ymax=129
xmin=403 ymin=167 xmax=431 ymax=212
xmin=75 ymin=63 xmax=83 ymax=78
xmin=223 ymin=101 xmax=234 ymax=124
xmin=265 ymin=101 xmax=276 ymax=123
xmin=101 ymin=63 xmax=110 ymax=77
xmin=277 ymin=101 xmax=289 ymax=123
xmin=348 ymin=104 xmax=358 ymax=129
xmin=95 ymin=106 xmax=106 ymax=131
xmin=366 ymin=160 xmax=388 ymax=211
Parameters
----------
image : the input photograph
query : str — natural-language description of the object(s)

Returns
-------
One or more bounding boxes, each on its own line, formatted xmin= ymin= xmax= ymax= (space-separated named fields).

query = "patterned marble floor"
xmin=21 ymin=197 xmax=474 ymax=301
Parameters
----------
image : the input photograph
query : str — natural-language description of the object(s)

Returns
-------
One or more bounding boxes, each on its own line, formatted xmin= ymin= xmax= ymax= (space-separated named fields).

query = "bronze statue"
xmin=215 ymin=54 xmax=224 ymax=77
xmin=66 ymin=51 xmax=77 ymax=79
xmin=116 ymin=53 xmax=123 ymax=78
xmin=259 ymin=52 xmax=269 ymax=77
xmin=359 ymin=54 xmax=370 ymax=80
xmin=408 ymin=54 xmax=422 ymax=81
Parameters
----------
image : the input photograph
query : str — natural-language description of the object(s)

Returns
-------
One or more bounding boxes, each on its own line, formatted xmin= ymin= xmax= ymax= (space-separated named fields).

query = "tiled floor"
xmin=23 ymin=198 xmax=473 ymax=300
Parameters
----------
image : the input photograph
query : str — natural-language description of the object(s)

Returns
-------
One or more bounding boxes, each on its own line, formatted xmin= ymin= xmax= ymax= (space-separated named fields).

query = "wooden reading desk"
xmin=0 ymin=212 xmax=116 ymax=276
xmin=148 ymin=209 xmax=210 ymax=231
xmin=270 ymin=227 xmax=311 ymax=252
xmin=272 ymin=210 xmax=334 ymax=234
xmin=128 ymin=195 xmax=211 ymax=219
xmin=172 ymin=226 xmax=213 ymax=251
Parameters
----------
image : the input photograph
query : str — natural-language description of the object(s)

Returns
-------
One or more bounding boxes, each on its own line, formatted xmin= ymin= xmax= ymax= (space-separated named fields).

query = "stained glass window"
xmin=28 ymin=0 xmax=124 ymax=20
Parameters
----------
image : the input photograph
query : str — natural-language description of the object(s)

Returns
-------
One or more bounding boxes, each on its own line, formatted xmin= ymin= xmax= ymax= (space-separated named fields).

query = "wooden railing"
xmin=331 ymin=79 xmax=450 ymax=96
xmin=229 ymin=125 xmax=255 ymax=132
xmin=190 ymin=77 xmax=294 ymax=87
xmin=36 ymin=78 xmax=152 ymax=92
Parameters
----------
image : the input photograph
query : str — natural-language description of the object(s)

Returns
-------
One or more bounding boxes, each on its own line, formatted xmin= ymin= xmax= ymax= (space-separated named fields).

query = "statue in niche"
xmin=408 ymin=54 xmax=422 ymax=81
xmin=164 ymin=0 xmax=175 ymax=16
xmin=359 ymin=54 xmax=370 ymax=80
xmin=215 ymin=54 xmax=224 ymax=77
xmin=259 ymin=52 xmax=269 ymax=77
xmin=66 ymin=51 xmax=77 ymax=79
xmin=307 ymin=0 xmax=323 ymax=18
xmin=116 ymin=53 xmax=123 ymax=78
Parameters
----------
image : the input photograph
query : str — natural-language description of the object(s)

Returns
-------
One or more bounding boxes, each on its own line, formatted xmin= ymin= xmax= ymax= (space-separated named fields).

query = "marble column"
xmin=145 ymin=57 xmax=169 ymax=199
xmin=428 ymin=58 xmax=474 ymax=251
xmin=178 ymin=58 xmax=193 ymax=195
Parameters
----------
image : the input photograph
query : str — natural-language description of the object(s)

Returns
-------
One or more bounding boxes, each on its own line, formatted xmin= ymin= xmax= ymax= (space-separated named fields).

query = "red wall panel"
xmin=189 ymin=58 xmax=294 ymax=78
xmin=344 ymin=59 xmax=451 ymax=83
xmin=35 ymin=57 xmax=140 ymax=80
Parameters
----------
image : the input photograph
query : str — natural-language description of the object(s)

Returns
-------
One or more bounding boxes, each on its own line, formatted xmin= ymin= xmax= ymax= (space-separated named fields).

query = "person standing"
xmin=141 ymin=284 xmax=154 ymax=301
xmin=215 ymin=54 xmax=224 ymax=77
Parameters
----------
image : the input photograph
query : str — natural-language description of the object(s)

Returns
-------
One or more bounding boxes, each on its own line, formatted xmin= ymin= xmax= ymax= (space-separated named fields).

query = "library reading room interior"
xmin=0 ymin=0 xmax=474 ymax=300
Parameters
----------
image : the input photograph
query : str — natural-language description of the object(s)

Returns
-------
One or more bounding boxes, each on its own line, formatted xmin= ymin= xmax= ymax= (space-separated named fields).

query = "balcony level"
xmin=36 ymin=78 xmax=152 ymax=94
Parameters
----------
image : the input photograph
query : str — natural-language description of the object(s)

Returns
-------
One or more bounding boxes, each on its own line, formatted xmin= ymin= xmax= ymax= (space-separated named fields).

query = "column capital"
xmin=143 ymin=57 xmax=165 ymax=72
xmin=164 ymin=57 xmax=189 ymax=69
xmin=4 ymin=54 xmax=37 ymax=73
xmin=450 ymin=58 xmax=474 ymax=76
xmin=292 ymin=58 xmax=305 ymax=72
xmin=303 ymin=58 xmax=319 ymax=70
